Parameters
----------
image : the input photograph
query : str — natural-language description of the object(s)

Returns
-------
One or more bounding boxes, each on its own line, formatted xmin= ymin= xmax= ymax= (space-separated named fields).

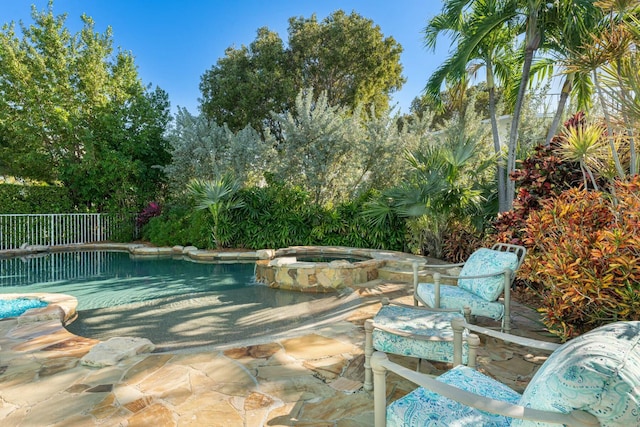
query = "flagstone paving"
xmin=0 ymin=281 xmax=557 ymax=426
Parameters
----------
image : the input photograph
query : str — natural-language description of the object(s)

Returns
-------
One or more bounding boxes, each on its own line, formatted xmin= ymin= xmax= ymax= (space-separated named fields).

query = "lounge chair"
xmin=414 ymin=243 xmax=526 ymax=332
xmin=371 ymin=320 xmax=640 ymax=426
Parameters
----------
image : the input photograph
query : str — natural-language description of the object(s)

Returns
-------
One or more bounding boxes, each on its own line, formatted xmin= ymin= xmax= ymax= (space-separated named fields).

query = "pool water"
xmin=0 ymin=250 xmax=361 ymax=351
xmin=0 ymin=298 xmax=48 ymax=319
xmin=0 ymin=251 xmax=256 ymax=310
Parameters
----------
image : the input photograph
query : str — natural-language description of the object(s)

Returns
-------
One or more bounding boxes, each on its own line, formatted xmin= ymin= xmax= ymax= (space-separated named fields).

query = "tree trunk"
xmin=593 ymin=69 xmax=626 ymax=179
xmin=545 ymin=74 xmax=573 ymax=146
xmin=506 ymin=24 xmax=540 ymax=210
xmin=486 ymin=61 xmax=508 ymax=212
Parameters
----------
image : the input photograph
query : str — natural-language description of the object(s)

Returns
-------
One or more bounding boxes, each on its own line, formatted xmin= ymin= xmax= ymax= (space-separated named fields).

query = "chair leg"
xmin=503 ymin=272 xmax=511 ymax=333
xmin=364 ymin=319 xmax=374 ymax=391
xmin=412 ymin=261 xmax=420 ymax=306
xmin=371 ymin=352 xmax=389 ymax=427
xmin=452 ymin=317 xmax=464 ymax=367
xmin=467 ymin=334 xmax=480 ymax=369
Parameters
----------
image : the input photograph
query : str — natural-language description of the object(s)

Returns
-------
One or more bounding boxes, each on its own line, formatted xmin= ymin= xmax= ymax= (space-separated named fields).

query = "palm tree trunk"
xmin=486 ymin=61 xmax=508 ymax=212
xmin=545 ymin=75 xmax=573 ymax=146
xmin=506 ymin=20 xmax=540 ymax=211
xmin=614 ymin=58 xmax=637 ymax=175
xmin=593 ymin=69 xmax=626 ymax=179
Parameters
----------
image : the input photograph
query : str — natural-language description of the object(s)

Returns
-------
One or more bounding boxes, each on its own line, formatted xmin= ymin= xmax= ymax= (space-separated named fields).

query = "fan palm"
xmin=187 ymin=175 xmax=245 ymax=249
xmin=363 ymin=122 xmax=495 ymax=258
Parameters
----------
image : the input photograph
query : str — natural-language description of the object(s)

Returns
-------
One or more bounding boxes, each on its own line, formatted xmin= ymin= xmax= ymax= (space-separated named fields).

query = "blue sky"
xmin=3 ymin=1 xmax=449 ymax=115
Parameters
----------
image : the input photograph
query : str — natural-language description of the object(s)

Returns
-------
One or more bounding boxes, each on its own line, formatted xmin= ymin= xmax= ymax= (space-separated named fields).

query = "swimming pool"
xmin=0 ymin=250 xmax=256 ymax=310
xmin=1 ymin=249 xmax=361 ymax=350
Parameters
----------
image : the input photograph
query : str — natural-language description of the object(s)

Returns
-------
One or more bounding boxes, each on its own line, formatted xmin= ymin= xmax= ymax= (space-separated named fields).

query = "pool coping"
xmin=1 ymin=242 xmax=425 ymax=265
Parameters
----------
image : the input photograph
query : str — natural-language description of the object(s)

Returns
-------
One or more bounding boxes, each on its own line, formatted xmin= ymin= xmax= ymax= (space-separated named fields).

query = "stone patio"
xmin=0 ymin=277 xmax=558 ymax=426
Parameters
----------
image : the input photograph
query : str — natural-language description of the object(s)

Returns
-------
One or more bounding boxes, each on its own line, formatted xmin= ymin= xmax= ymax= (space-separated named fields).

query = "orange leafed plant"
xmin=522 ymin=178 xmax=640 ymax=341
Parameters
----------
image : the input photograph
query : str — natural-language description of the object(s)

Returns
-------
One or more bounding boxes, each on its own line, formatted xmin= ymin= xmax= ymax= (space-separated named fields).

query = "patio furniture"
xmin=371 ymin=320 xmax=640 ymax=427
xmin=363 ymin=299 xmax=479 ymax=391
xmin=414 ymin=243 xmax=526 ymax=333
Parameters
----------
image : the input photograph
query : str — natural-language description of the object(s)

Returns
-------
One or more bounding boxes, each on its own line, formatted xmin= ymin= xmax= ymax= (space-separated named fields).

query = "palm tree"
xmin=532 ymin=1 xmax=603 ymax=145
xmin=428 ymin=0 xmax=603 ymax=210
xmin=187 ymin=175 xmax=245 ymax=249
xmin=424 ymin=0 xmax=518 ymax=213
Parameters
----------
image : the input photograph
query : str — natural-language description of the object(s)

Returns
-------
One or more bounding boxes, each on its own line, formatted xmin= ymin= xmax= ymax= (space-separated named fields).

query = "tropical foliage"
xmin=521 ymin=181 xmax=640 ymax=341
xmin=144 ymin=183 xmax=406 ymax=251
xmin=364 ymin=107 xmax=496 ymax=258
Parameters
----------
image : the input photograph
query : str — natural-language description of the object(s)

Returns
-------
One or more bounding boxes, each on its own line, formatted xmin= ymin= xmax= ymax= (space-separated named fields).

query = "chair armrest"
xmin=461 ymin=322 xmax=561 ymax=352
xmin=371 ymin=351 xmax=599 ymax=427
xmin=435 ymin=268 xmax=513 ymax=281
xmin=423 ymin=261 xmax=466 ymax=269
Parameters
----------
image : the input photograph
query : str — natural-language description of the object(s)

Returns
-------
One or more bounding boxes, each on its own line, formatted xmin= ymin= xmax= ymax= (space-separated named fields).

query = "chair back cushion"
xmin=513 ymin=321 xmax=640 ymax=426
xmin=457 ymin=248 xmax=519 ymax=301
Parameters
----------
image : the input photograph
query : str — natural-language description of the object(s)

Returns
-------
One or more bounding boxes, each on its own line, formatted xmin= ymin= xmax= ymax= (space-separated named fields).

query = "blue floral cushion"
xmin=416 ymin=283 xmax=505 ymax=320
xmin=387 ymin=365 xmax=521 ymax=427
xmin=372 ymin=305 xmax=469 ymax=364
xmin=513 ymin=321 xmax=640 ymax=427
xmin=458 ymin=248 xmax=519 ymax=301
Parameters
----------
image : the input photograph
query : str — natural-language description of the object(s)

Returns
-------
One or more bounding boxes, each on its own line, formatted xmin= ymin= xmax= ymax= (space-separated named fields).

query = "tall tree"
xmin=199 ymin=10 xmax=404 ymax=137
xmin=165 ymin=108 xmax=275 ymax=192
xmin=430 ymin=0 xmax=602 ymax=211
xmin=287 ymin=10 xmax=405 ymax=114
xmin=0 ymin=3 xmax=170 ymax=210
xmin=424 ymin=0 xmax=518 ymax=212
xmin=199 ymin=27 xmax=295 ymax=139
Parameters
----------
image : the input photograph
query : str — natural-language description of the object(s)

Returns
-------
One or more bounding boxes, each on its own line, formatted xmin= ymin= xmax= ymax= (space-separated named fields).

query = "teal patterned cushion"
xmin=513 ymin=321 xmax=640 ymax=427
xmin=387 ymin=365 xmax=521 ymax=427
xmin=417 ymin=283 xmax=505 ymax=320
xmin=458 ymin=248 xmax=519 ymax=301
xmin=372 ymin=305 xmax=468 ymax=364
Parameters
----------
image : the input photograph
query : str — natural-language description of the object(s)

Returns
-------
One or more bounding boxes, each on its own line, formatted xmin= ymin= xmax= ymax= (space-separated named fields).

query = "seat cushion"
xmin=458 ymin=248 xmax=519 ymax=301
xmin=417 ymin=283 xmax=505 ymax=320
xmin=372 ymin=304 xmax=468 ymax=364
xmin=513 ymin=321 xmax=640 ymax=427
xmin=387 ymin=365 xmax=521 ymax=427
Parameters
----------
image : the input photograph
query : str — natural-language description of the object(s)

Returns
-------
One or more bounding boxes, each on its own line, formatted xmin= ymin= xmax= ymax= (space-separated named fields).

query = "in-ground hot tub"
xmin=254 ymin=246 xmax=386 ymax=292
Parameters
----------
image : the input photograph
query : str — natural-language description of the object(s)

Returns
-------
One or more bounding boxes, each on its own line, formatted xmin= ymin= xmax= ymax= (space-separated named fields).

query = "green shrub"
xmin=143 ymin=184 xmax=406 ymax=251
xmin=0 ymin=184 xmax=74 ymax=213
xmin=522 ymin=181 xmax=640 ymax=341
xmin=142 ymin=203 xmax=212 ymax=248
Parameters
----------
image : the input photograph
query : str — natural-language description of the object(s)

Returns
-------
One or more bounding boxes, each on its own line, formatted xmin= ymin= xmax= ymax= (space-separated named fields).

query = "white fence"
xmin=0 ymin=213 xmax=137 ymax=250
